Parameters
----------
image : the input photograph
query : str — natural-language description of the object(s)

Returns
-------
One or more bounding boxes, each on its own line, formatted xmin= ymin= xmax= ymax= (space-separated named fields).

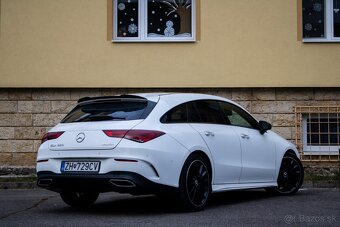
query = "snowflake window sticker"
xmin=313 ymin=2 xmax=322 ymax=12
xmin=128 ymin=24 xmax=138 ymax=34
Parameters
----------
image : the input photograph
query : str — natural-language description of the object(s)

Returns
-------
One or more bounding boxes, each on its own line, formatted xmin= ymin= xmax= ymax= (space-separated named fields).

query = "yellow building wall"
xmin=0 ymin=0 xmax=339 ymax=88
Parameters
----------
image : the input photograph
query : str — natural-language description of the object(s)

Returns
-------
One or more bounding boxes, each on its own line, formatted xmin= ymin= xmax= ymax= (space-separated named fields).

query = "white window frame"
xmin=113 ymin=0 xmax=196 ymax=42
xmin=303 ymin=0 xmax=340 ymax=42
xmin=302 ymin=115 xmax=340 ymax=154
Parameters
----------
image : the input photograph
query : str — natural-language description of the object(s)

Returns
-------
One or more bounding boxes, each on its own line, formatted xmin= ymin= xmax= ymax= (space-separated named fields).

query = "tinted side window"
xmin=161 ymin=103 xmax=188 ymax=123
xmin=220 ymin=101 xmax=259 ymax=129
xmin=189 ymin=100 xmax=225 ymax=124
xmin=187 ymin=102 xmax=202 ymax=123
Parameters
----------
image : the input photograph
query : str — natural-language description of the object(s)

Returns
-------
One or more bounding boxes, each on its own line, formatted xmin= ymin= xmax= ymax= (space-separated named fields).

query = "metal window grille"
xmin=295 ymin=106 xmax=340 ymax=162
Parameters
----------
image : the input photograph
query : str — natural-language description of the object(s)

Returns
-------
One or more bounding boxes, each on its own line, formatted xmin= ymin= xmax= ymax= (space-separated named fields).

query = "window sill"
xmin=112 ymin=39 xmax=196 ymax=43
xmin=303 ymin=146 xmax=340 ymax=155
xmin=303 ymin=38 xmax=340 ymax=43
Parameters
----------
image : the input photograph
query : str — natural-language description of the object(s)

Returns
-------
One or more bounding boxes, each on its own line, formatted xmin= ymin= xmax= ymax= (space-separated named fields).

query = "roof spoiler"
xmin=77 ymin=95 xmax=146 ymax=103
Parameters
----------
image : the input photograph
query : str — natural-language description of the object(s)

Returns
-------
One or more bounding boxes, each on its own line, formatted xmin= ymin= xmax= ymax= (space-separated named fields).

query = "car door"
xmin=188 ymin=100 xmax=242 ymax=184
xmin=219 ymin=102 xmax=276 ymax=183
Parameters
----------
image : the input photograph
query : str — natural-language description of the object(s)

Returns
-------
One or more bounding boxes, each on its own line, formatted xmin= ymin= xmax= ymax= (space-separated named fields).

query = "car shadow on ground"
xmin=49 ymin=189 xmax=284 ymax=215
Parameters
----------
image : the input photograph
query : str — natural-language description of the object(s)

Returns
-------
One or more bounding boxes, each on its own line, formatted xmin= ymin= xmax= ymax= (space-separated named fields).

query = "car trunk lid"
xmin=48 ymin=120 xmax=143 ymax=151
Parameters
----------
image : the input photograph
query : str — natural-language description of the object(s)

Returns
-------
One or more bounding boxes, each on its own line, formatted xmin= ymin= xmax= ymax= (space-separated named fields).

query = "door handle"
xmin=204 ymin=131 xmax=215 ymax=137
xmin=241 ymin=134 xmax=250 ymax=139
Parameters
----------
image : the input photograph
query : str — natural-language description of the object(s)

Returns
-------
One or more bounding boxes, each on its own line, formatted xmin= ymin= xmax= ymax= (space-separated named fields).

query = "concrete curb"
xmin=0 ymin=182 xmax=37 ymax=189
xmin=0 ymin=175 xmax=37 ymax=189
xmin=303 ymin=180 xmax=340 ymax=188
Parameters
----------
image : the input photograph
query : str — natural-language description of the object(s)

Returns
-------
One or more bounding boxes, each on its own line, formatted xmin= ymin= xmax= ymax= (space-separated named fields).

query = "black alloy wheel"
xmin=178 ymin=154 xmax=211 ymax=211
xmin=267 ymin=153 xmax=304 ymax=195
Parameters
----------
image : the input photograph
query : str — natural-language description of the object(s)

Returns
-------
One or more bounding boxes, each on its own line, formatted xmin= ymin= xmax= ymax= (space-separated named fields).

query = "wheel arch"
xmin=182 ymin=150 xmax=214 ymax=184
xmin=274 ymin=145 xmax=301 ymax=181
xmin=284 ymin=149 xmax=299 ymax=157
xmin=277 ymin=143 xmax=300 ymax=164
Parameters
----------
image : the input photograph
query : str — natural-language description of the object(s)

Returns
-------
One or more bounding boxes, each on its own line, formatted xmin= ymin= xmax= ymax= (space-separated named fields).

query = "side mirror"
xmin=259 ymin=121 xmax=272 ymax=134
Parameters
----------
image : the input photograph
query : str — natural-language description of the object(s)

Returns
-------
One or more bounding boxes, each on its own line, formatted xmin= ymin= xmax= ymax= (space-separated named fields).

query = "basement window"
xmin=113 ymin=0 xmax=196 ymax=42
xmin=295 ymin=106 xmax=340 ymax=158
xmin=302 ymin=114 xmax=340 ymax=154
xmin=303 ymin=0 xmax=340 ymax=42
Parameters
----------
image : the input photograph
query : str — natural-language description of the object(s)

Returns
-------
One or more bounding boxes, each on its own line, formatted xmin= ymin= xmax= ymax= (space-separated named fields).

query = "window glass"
xmin=228 ymin=111 xmax=252 ymax=128
xmin=306 ymin=116 xmax=340 ymax=145
xmin=219 ymin=102 xmax=258 ymax=129
xmin=117 ymin=0 xmax=139 ymax=38
xmin=147 ymin=0 xmax=192 ymax=38
xmin=161 ymin=103 xmax=188 ymax=123
xmin=114 ymin=0 xmax=195 ymax=42
xmin=189 ymin=100 xmax=225 ymax=124
xmin=187 ymin=102 xmax=202 ymax=123
xmin=62 ymin=101 xmax=149 ymax=123
xmin=302 ymin=0 xmax=325 ymax=38
xmin=334 ymin=0 xmax=340 ymax=37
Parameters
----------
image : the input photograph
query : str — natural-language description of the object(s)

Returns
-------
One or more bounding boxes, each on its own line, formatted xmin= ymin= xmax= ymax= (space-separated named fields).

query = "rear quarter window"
xmin=160 ymin=103 xmax=188 ymax=123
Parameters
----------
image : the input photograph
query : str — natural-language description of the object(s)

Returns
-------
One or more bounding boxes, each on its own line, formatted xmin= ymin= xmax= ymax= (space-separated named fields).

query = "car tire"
xmin=60 ymin=191 xmax=99 ymax=207
xmin=177 ymin=154 xmax=211 ymax=211
xmin=266 ymin=153 xmax=304 ymax=195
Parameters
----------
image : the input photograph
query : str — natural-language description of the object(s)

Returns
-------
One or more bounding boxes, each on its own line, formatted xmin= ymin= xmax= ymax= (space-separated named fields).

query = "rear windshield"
xmin=61 ymin=100 xmax=155 ymax=123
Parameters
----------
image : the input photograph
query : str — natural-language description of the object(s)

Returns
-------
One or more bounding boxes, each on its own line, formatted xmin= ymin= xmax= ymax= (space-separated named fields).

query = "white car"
xmin=37 ymin=93 xmax=304 ymax=211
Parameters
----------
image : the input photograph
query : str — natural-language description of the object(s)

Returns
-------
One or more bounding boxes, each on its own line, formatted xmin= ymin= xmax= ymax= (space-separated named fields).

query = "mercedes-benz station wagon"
xmin=37 ymin=93 xmax=304 ymax=211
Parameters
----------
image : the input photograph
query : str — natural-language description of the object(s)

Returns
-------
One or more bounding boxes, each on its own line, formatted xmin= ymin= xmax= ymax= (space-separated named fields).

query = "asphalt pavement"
xmin=0 ymin=188 xmax=339 ymax=226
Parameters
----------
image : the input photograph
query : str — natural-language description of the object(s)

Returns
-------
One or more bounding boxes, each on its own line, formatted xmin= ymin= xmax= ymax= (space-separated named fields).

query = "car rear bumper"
xmin=37 ymin=171 xmax=177 ymax=195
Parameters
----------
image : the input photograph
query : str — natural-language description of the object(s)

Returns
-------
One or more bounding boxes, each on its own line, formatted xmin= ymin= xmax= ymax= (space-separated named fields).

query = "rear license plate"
xmin=61 ymin=161 xmax=100 ymax=173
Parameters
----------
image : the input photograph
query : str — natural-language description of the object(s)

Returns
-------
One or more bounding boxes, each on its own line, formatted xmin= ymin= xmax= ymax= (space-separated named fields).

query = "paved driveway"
xmin=0 ymin=188 xmax=339 ymax=226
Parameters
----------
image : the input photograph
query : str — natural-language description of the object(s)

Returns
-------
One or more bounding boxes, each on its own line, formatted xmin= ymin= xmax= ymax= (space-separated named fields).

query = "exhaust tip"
xmin=109 ymin=179 xmax=136 ymax=188
xmin=37 ymin=179 xmax=53 ymax=187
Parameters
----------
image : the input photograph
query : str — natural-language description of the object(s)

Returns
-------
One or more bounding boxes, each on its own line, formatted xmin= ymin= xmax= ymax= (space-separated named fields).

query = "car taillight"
xmin=125 ymin=130 xmax=165 ymax=143
xmin=103 ymin=130 xmax=165 ymax=143
xmin=103 ymin=130 xmax=128 ymax=138
xmin=41 ymin=131 xmax=64 ymax=144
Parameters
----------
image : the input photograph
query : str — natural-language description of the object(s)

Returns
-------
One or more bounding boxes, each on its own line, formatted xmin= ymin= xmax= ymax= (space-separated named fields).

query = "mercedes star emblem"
xmin=76 ymin=133 xmax=85 ymax=143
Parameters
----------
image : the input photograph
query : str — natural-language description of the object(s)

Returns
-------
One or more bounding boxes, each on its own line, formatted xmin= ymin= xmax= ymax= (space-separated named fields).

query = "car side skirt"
xmin=212 ymin=182 xmax=277 ymax=193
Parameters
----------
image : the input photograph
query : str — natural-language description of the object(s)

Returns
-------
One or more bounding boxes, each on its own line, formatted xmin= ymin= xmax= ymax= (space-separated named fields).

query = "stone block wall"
xmin=0 ymin=88 xmax=340 ymax=170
